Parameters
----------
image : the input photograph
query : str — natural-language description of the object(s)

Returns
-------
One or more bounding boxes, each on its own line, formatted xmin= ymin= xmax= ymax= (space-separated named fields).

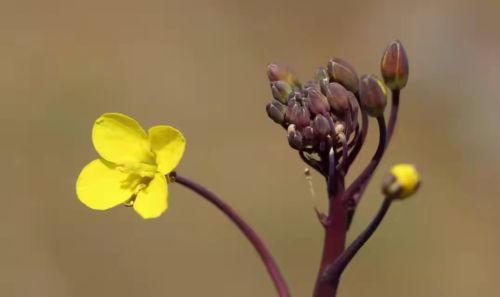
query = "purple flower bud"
xmin=313 ymin=114 xmax=331 ymax=138
xmin=266 ymin=100 xmax=286 ymax=124
xmin=347 ymin=91 xmax=359 ymax=129
xmin=287 ymin=129 xmax=304 ymax=150
xmin=285 ymin=99 xmax=298 ymax=124
xmin=358 ymin=75 xmax=388 ymax=117
xmin=315 ymin=67 xmax=330 ymax=94
xmin=326 ymin=82 xmax=350 ymax=115
xmin=347 ymin=91 xmax=359 ymax=117
xmin=381 ymin=40 xmax=409 ymax=91
xmin=267 ymin=64 xmax=301 ymax=88
xmin=302 ymin=125 xmax=315 ymax=143
xmin=290 ymin=104 xmax=311 ymax=129
xmin=271 ymin=81 xmax=292 ymax=104
xmin=267 ymin=64 xmax=284 ymax=82
xmin=306 ymin=86 xmax=330 ymax=115
xmin=327 ymin=58 xmax=359 ymax=93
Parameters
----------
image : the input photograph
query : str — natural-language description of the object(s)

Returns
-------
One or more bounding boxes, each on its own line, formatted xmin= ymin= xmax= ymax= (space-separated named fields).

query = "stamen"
xmin=133 ymin=183 xmax=147 ymax=195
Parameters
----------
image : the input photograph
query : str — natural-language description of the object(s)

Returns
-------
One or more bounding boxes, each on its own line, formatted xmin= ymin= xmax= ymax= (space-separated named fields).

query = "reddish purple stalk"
xmin=314 ymin=111 xmax=391 ymax=297
xmin=321 ymin=197 xmax=393 ymax=282
xmin=312 ymin=148 xmax=347 ymax=297
xmin=174 ymin=174 xmax=292 ymax=297
xmin=387 ymin=90 xmax=400 ymax=143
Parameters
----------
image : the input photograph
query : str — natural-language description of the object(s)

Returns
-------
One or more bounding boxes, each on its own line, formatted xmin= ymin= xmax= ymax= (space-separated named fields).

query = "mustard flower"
xmin=76 ymin=113 xmax=186 ymax=219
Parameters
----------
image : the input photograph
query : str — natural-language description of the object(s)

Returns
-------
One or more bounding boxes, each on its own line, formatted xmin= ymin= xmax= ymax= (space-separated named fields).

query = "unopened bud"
xmin=267 ymin=64 xmax=300 ymax=88
xmin=315 ymin=67 xmax=330 ymax=94
xmin=313 ymin=114 xmax=331 ymax=138
xmin=326 ymin=82 xmax=350 ymax=115
xmin=358 ymin=75 xmax=387 ymax=117
xmin=327 ymin=58 xmax=359 ymax=93
xmin=291 ymin=105 xmax=311 ymax=128
xmin=382 ymin=164 xmax=421 ymax=199
xmin=306 ymin=86 xmax=330 ymax=115
xmin=381 ymin=40 xmax=409 ymax=90
xmin=287 ymin=129 xmax=303 ymax=150
xmin=288 ymin=90 xmax=304 ymax=102
xmin=266 ymin=100 xmax=286 ymax=124
xmin=271 ymin=81 xmax=293 ymax=104
xmin=347 ymin=92 xmax=359 ymax=115
xmin=302 ymin=126 xmax=315 ymax=143
xmin=284 ymin=99 xmax=297 ymax=123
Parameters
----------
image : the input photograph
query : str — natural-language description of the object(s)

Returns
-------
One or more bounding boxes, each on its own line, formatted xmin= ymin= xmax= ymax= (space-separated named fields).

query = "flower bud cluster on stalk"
xmin=265 ymin=40 xmax=420 ymax=297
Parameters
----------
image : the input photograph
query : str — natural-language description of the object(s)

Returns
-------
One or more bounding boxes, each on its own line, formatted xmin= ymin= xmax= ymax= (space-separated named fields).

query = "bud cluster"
xmin=265 ymin=60 xmax=360 ymax=155
xmin=265 ymin=40 xmax=410 ymax=175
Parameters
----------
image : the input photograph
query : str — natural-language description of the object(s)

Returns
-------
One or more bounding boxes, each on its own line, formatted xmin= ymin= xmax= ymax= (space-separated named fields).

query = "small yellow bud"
xmin=382 ymin=164 xmax=421 ymax=199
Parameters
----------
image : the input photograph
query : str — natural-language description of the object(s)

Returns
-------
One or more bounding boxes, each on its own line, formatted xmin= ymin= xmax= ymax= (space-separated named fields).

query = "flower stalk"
xmin=263 ymin=40 xmax=417 ymax=297
xmin=173 ymin=174 xmax=292 ymax=297
xmin=321 ymin=195 xmax=393 ymax=283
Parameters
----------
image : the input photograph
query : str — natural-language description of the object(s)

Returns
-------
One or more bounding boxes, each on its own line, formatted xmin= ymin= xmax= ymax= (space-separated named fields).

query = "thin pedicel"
xmin=173 ymin=173 xmax=292 ymax=297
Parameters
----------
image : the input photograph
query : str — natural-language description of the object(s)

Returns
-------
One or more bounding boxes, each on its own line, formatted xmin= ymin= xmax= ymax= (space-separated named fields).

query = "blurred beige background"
xmin=1 ymin=0 xmax=500 ymax=296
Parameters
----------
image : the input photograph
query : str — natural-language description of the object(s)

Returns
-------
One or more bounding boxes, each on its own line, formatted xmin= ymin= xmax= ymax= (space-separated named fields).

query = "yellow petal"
xmin=76 ymin=159 xmax=138 ymax=210
xmin=92 ymin=113 xmax=154 ymax=165
xmin=390 ymin=163 xmax=421 ymax=199
xmin=148 ymin=125 xmax=186 ymax=174
xmin=133 ymin=173 xmax=168 ymax=219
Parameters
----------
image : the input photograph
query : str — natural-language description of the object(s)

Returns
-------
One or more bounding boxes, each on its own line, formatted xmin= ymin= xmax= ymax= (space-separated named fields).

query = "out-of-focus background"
xmin=1 ymin=0 xmax=499 ymax=296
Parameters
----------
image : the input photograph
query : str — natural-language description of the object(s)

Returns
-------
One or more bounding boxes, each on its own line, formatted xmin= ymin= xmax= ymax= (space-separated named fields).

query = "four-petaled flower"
xmin=76 ymin=113 xmax=186 ymax=219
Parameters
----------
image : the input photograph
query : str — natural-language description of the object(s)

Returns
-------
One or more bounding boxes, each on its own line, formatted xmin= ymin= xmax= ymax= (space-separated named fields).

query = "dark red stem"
xmin=313 ymin=150 xmax=348 ymax=297
xmin=387 ymin=90 xmax=400 ymax=143
xmin=322 ymin=196 xmax=393 ymax=281
xmin=346 ymin=111 xmax=369 ymax=171
xmin=344 ymin=116 xmax=387 ymax=205
xmin=174 ymin=174 xmax=292 ymax=297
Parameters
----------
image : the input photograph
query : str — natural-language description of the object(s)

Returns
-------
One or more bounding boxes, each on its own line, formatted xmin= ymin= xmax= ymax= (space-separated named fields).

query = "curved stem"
xmin=347 ymin=125 xmax=360 ymax=150
xmin=387 ymin=90 xmax=400 ymax=144
xmin=343 ymin=116 xmax=387 ymax=205
xmin=346 ymin=111 xmax=369 ymax=171
xmin=174 ymin=174 xmax=292 ymax=297
xmin=322 ymin=196 xmax=392 ymax=281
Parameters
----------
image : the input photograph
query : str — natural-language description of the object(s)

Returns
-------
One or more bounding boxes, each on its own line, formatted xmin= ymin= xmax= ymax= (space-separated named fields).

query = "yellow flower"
xmin=76 ymin=113 xmax=186 ymax=219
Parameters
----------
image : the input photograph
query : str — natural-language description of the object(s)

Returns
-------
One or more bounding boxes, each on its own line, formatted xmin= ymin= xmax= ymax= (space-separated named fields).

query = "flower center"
xmin=117 ymin=162 xmax=158 ymax=178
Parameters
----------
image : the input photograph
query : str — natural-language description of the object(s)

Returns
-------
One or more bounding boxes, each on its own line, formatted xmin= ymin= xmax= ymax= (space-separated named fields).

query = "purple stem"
xmin=345 ymin=111 xmax=369 ymax=171
xmin=312 ymin=149 xmax=347 ymax=297
xmin=387 ymin=90 xmax=400 ymax=143
xmin=343 ymin=116 xmax=387 ymax=205
xmin=321 ymin=196 xmax=393 ymax=282
xmin=174 ymin=174 xmax=292 ymax=297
